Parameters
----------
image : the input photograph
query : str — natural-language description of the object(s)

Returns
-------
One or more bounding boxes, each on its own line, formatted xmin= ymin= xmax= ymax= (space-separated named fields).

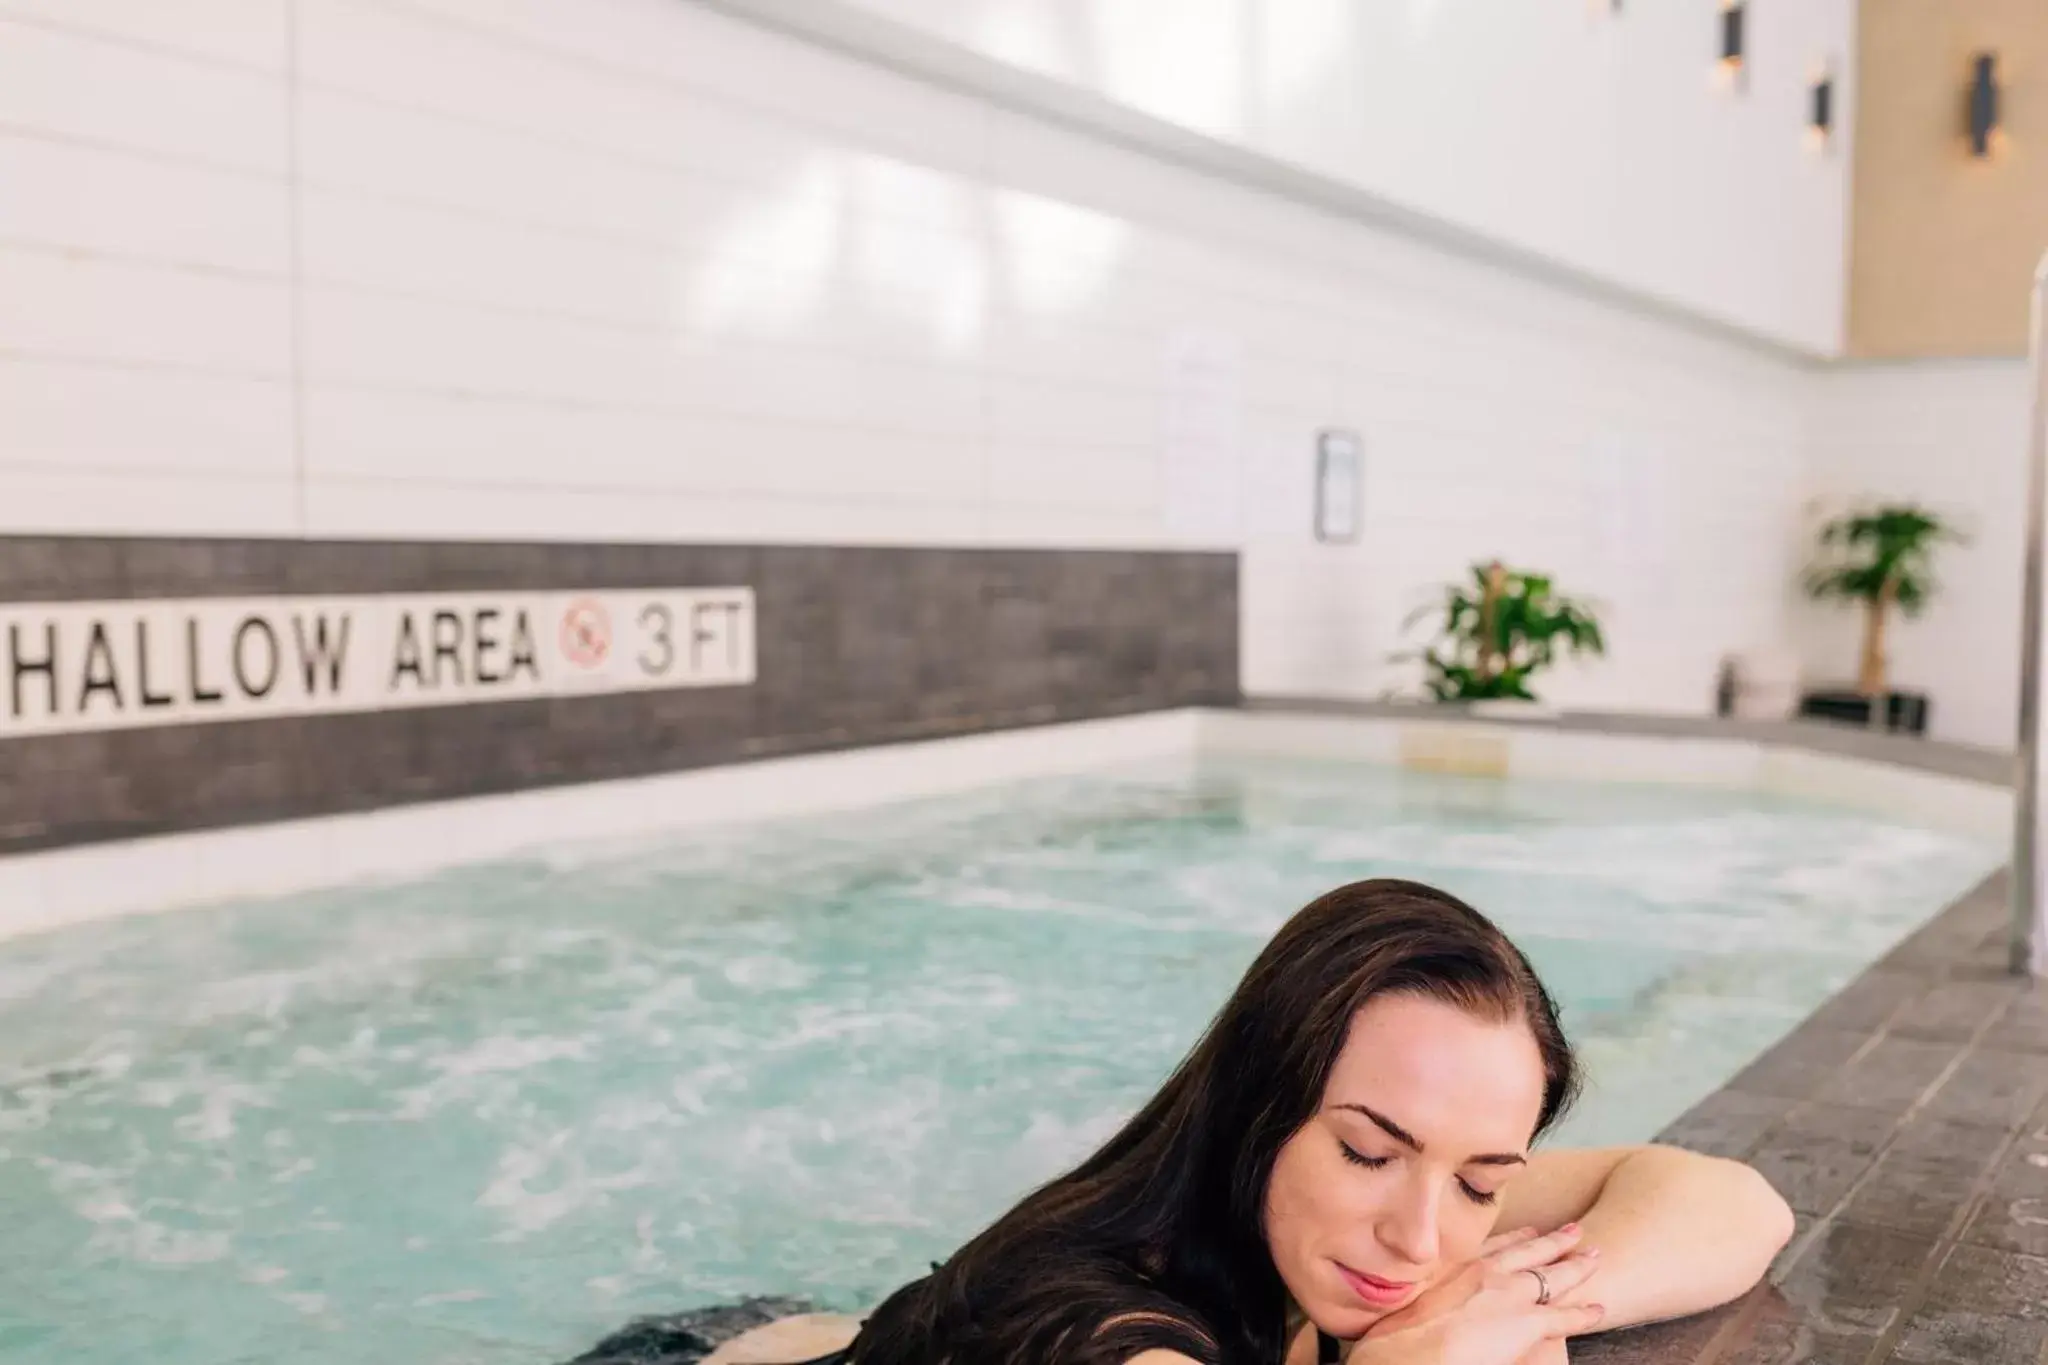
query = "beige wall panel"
xmin=1850 ymin=0 xmax=2048 ymax=358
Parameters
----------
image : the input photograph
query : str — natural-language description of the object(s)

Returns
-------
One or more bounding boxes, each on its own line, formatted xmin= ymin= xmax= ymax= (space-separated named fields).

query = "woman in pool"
xmin=712 ymin=878 xmax=1794 ymax=1365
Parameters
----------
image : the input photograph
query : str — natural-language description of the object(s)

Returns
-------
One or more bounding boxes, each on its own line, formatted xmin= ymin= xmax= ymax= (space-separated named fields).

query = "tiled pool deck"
xmin=1582 ymin=871 xmax=2048 ymax=1365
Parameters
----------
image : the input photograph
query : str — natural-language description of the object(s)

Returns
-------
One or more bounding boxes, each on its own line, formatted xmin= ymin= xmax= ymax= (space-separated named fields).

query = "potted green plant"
xmin=1398 ymin=561 xmax=1606 ymax=707
xmin=1802 ymin=504 xmax=1962 ymax=729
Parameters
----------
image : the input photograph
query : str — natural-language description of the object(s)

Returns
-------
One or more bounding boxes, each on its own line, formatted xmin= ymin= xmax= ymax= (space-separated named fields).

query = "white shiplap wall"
xmin=1801 ymin=361 xmax=2036 ymax=751
xmin=0 ymin=4 xmax=296 ymax=531
xmin=834 ymin=0 xmax=1858 ymax=356
xmin=2 ymin=0 xmax=1824 ymax=711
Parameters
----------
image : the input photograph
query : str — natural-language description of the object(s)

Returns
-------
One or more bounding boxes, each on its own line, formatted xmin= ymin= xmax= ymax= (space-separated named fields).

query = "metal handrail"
xmin=2011 ymin=252 xmax=2048 ymax=978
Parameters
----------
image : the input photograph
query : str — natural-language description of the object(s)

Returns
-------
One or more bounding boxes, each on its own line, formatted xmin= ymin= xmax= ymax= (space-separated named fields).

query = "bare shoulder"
xmin=1283 ymin=1321 xmax=1322 ymax=1365
xmin=701 ymin=1312 xmax=862 ymax=1364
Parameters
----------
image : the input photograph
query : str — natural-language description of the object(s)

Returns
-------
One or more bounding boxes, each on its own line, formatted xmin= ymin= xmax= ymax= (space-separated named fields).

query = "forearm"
xmin=1566 ymin=1147 xmax=1794 ymax=1331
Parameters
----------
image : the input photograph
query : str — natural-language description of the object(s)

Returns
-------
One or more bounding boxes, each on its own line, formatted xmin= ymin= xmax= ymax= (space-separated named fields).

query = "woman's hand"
xmin=1342 ymin=1225 xmax=1604 ymax=1365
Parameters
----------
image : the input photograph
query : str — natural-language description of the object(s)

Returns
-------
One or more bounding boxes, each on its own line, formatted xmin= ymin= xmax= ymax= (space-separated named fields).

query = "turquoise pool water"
xmin=0 ymin=758 xmax=2001 ymax=1364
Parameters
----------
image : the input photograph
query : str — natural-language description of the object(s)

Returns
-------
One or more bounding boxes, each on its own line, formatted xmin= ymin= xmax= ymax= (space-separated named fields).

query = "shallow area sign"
xmin=0 ymin=588 xmax=755 ymax=740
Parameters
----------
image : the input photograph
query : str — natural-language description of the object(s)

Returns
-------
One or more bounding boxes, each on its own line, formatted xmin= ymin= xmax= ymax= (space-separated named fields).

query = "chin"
xmin=1305 ymin=1276 xmax=1408 ymax=1340
xmin=1304 ymin=1301 xmax=1390 ymax=1346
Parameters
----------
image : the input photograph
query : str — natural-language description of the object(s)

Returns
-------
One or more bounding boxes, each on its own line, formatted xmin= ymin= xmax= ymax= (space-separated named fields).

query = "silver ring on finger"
xmin=1522 ymin=1267 xmax=1552 ymax=1306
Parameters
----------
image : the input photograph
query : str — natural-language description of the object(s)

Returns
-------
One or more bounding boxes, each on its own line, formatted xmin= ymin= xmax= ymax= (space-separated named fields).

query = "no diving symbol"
xmin=560 ymin=599 xmax=612 ymax=670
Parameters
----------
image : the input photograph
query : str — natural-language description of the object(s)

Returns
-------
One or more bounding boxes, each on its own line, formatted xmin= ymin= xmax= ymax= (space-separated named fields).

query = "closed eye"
xmin=1457 ymin=1179 xmax=1498 ymax=1207
xmin=1344 ymin=1139 xmax=1499 ymax=1206
xmin=1337 ymin=1139 xmax=1390 ymax=1170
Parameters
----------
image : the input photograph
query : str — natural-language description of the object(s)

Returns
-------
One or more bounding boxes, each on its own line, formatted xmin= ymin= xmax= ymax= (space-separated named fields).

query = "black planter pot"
xmin=1797 ymin=688 xmax=1930 ymax=736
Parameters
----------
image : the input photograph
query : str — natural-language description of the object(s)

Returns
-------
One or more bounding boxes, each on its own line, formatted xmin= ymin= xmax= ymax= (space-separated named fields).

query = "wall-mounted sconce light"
xmin=1714 ymin=1 xmax=1747 ymax=92
xmin=1806 ymin=66 xmax=1835 ymax=154
xmin=1967 ymin=52 xmax=2003 ymax=158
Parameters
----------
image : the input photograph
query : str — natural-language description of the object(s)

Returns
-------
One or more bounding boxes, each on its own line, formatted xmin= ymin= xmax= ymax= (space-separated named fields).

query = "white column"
xmin=2012 ymin=253 xmax=2048 ymax=978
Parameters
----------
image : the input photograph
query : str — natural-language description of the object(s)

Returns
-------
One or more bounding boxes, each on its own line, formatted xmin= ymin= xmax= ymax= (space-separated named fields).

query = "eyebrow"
xmin=1333 ymin=1103 xmax=1528 ymax=1167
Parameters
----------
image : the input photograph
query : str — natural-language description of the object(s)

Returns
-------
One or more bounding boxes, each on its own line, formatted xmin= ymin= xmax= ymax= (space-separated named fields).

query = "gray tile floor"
xmin=1579 ymin=873 xmax=2048 ymax=1365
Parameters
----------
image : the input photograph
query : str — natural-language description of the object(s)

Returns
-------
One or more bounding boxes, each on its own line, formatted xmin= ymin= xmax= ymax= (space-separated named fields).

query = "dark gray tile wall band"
xmin=0 ymin=537 xmax=1239 ymax=852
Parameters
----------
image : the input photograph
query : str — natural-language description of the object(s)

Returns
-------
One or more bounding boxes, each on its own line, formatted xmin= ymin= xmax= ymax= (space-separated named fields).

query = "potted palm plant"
xmin=1399 ymin=561 xmax=1606 ymax=709
xmin=1801 ymin=503 xmax=1962 ymax=733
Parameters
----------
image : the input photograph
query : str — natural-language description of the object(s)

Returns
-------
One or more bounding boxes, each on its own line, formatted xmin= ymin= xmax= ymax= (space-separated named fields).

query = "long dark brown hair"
xmin=843 ymin=878 xmax=1580 ymax=1365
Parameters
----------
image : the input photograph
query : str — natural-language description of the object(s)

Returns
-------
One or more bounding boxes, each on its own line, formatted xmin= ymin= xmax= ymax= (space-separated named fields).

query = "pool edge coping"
xmin=1242 ymin=696 xmax=2014 ymax=787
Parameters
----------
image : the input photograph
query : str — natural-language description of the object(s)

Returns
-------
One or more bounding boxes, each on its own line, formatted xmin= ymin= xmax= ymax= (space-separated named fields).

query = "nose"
xmin=1375 ymin=1171 xmax=1442 ymax=1270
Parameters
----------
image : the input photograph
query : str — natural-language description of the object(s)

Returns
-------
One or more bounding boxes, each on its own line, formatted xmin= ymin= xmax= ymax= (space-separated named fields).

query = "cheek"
xmin=1263 ymin=1139 xmax=1315 ymax=1249
xmin=1438 ymin=1200 xmax=1499 ymax=1265
xmin=1267 ymin=1138 xmax=1381 ymax=1249
xmin=1264 ymin=1135 xmax=1349 ymax=1278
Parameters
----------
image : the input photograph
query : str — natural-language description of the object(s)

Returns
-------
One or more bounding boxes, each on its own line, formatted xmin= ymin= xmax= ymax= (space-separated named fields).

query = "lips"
xmin=1335 ymin=1262 xmax=1417 ymax=1308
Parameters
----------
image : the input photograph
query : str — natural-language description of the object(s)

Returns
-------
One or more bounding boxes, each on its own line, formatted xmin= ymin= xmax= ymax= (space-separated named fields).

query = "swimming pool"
xmin=0 ymin=755 xmax=2000 ymax=1364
